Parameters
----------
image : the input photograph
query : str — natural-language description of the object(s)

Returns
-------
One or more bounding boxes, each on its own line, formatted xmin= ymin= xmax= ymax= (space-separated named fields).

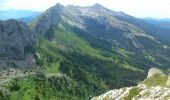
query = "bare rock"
xmin=147 ymin=68 xmax=165 ymax=78
xmin=0 ymin=19 xmax=35 ymax=69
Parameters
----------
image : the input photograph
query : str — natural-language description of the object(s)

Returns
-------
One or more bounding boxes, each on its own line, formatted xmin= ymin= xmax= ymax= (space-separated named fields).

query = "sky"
xmin=0 ymin=0 xmax=170 ymax=18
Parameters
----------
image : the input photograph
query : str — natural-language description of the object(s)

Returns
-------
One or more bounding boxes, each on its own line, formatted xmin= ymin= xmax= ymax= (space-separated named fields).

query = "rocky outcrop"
xmin=147 ymin=68 xmax=165 ymax=78
xmin=0 ymin=19 xmax=35 ymax=69
xmin=0 ymin=19 xmax=34 ymax=59
xmin=92 ymin=84 xmax=170 ymax=100
xmin=92 ymin=68 xmax=170 ymax=100
xmin=92 ymin=87 xmax=132 ymax=100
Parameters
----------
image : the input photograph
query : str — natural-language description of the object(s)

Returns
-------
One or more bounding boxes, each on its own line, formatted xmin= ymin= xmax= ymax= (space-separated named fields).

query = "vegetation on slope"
xmin=1 ymin=22 xmax=170 ymax=100
xmin=124 ymin=87 xmax=142 ymax=100
xmin=4 ymin=73 xmax=89 ymax=100
xmin=143 ymin=74 xmax=168 ymax=87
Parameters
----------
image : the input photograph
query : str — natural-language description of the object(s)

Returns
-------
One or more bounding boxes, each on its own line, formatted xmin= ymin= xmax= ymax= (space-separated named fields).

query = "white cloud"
xmin=0 ymin=0 xmax=170 ymax=18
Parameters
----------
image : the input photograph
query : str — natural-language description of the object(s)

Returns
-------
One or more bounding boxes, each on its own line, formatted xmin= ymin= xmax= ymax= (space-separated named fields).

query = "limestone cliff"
xmin=0 ymin=19 xmax=35 ymax=69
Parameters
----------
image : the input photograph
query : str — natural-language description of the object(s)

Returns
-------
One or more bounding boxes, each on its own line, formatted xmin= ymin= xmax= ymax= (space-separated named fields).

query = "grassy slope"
xmin=143 ymin=74 xmax=168 ymax=87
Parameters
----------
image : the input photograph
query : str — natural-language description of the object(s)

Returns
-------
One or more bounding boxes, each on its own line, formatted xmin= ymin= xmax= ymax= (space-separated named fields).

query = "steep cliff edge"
xmin=92 ymin=68 xmax=170 ymax=100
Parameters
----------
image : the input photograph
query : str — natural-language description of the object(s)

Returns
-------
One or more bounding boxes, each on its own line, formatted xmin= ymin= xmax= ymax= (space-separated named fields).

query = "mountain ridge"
xmin=0 ymin=3 xmax=170 ymax=100
xmin=0 ymin=19 xmax=35 ymax=70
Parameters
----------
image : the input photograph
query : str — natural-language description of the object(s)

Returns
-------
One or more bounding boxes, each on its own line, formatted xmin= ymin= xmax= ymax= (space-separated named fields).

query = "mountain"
xmin=0 ymin=9 xmax=41 ymax=20
xmin=107 ymin=13 xmax=170 ymax=44
xmin=142 ymin=18 xmax=170 ymax=29
xmin=92 ymin=68 xmax=170 ymax=100
xmin=29 ymin=3 xmax=170 ymax=99
xmin=0 ymin=3 xmax=170 ymax=100
xmin=32 ymin=3 xmax=170 ymax=69
xmin=33 ymin=4 xmax=163 ymax=49
xmin=0 ymin=19 xmax=35 ymax=69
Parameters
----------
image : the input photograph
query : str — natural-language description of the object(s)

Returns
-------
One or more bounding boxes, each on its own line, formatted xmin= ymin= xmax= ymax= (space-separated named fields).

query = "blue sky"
xmin=0 ymin=0 xmax=170 ymax=18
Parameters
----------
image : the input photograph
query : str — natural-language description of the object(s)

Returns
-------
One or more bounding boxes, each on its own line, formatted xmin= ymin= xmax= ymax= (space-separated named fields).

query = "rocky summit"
xmin=92 ymin=68 xmax=170 ymax=100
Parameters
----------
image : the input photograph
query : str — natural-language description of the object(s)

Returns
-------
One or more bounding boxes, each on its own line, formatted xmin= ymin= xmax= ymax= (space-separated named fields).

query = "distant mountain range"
xmin=0 ymin=9 xmax=41 ymax=23
xmin=142 ymin=17 xmax=170 ymax=29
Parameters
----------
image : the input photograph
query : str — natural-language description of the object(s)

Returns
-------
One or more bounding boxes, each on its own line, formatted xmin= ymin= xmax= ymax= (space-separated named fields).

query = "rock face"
xmin=0 ymin=19 xmax=34 ymax=59
xmin=147 ymin=68 xmax=165 ymax=78
xmin=0 ymin=19 xmax=35 ymax=69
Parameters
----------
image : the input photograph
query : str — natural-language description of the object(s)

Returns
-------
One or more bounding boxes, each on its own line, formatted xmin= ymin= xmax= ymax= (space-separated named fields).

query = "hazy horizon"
xmin=0 ymin=0 xmax=170 ymax=18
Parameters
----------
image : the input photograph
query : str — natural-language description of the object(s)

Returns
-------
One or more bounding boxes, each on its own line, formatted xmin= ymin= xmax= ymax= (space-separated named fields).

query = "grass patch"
xmin=53 ymin=28 xmax=114 ymax=62
xmin=120 ymin=62 xmax=143 ymax=72
xmin=46 ymin=62 xmax=60 ymax=74
xmin=114 ymin=48 xmax=133 ymax=58
xmin=124 ymin=87 xmax=142 ymax=100
xmin=143 ymin=74 xmax=168 ymax=87
xmin=54 ymin=29 xmax=100 ymax=54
